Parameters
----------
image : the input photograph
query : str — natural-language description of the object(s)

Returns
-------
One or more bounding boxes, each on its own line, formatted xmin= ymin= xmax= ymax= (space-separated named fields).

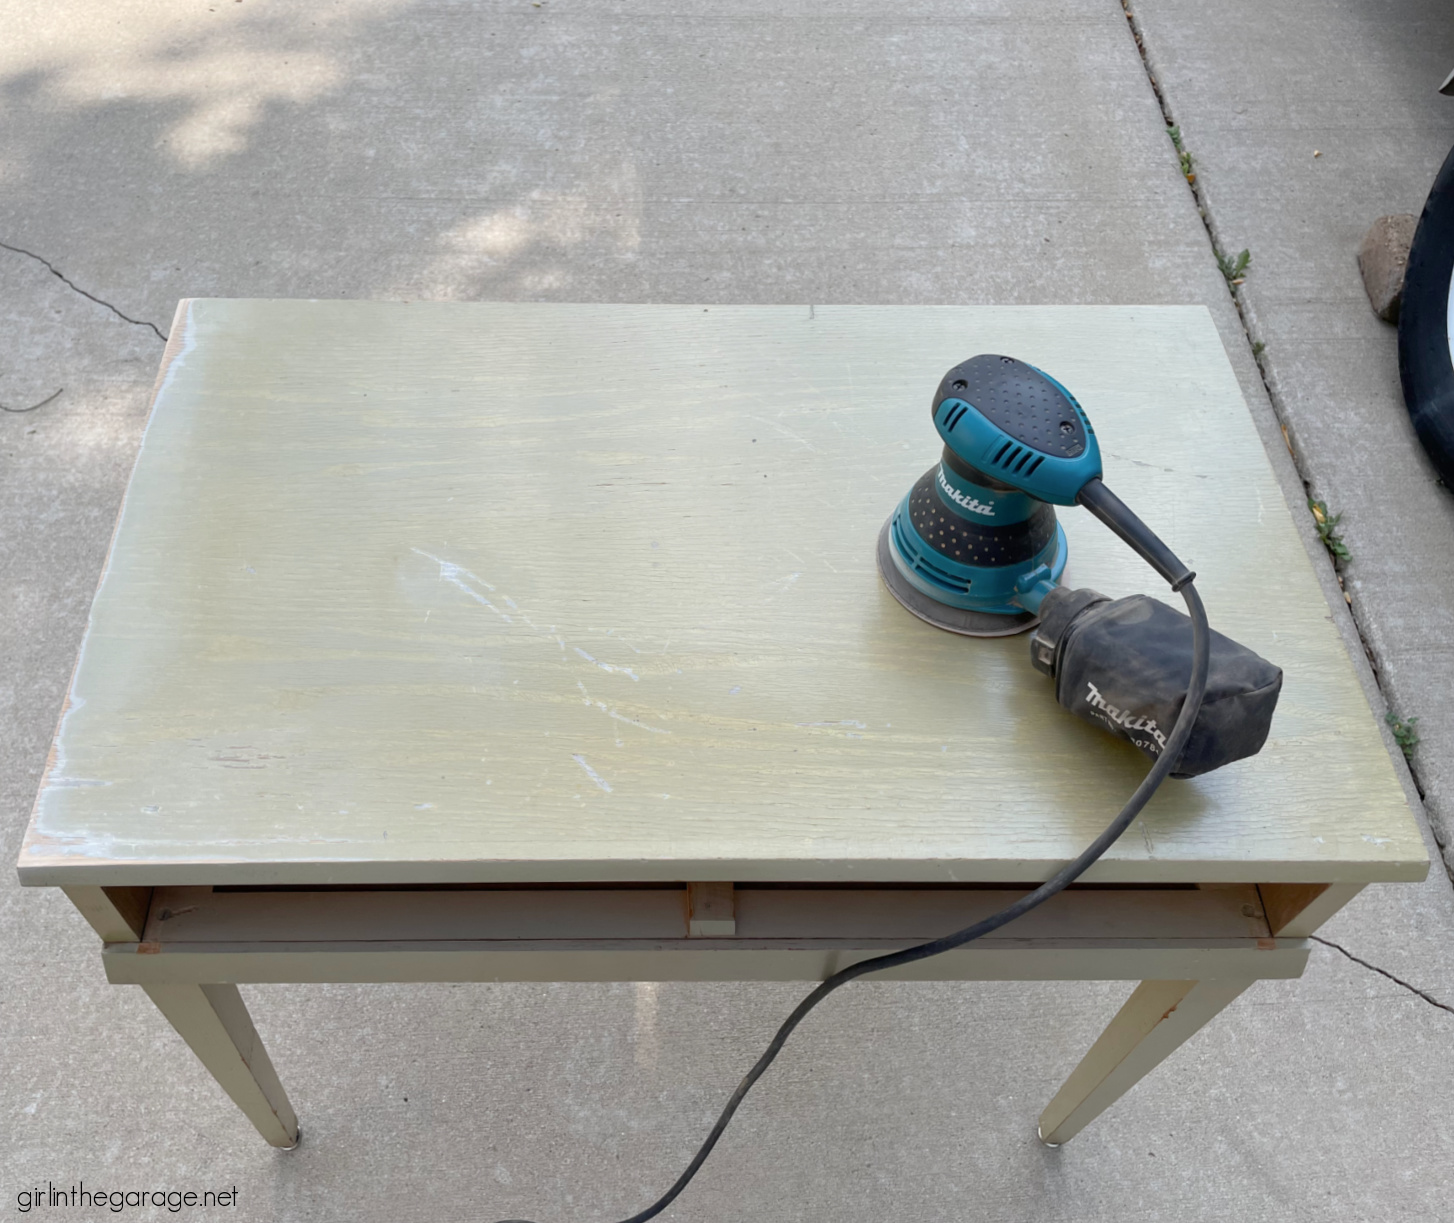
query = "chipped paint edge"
xmin=16 ymin=300 xmax=197 ymax=879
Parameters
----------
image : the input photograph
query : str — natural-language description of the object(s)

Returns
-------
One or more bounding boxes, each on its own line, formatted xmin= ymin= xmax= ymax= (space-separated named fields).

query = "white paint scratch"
xmin=412 ymin=550 xmax=658 ymax=705
xmin=411 ymin=547 xmax=512 ymax=622
xmin=795 ymin=720 xmax=867 ymax=729
xmin=578 ymin=681 xmax=668 ymax=733
xmin=572 ymin=754 xmax=612 ymax=792
xmin=574 ymin=647 xmax=640 ymax=681
xmin=608 ymin=709 xmax=669 ymax=734
xmin=748 ymin=414 xmax=816 ymax=451
xmin=411 ymin=547 xmax=495 ymax=591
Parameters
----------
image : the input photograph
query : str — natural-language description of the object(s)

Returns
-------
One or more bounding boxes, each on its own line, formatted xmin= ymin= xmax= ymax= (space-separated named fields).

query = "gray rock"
xmin=1358 ymin=213 xmax=1418 ymax=323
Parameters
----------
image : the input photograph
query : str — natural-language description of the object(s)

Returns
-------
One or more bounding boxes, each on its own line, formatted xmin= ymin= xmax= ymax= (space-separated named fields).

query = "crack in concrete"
xmin=1 ymin=387 xmax=62 ymax=414
xmin=0 ymin=240 xmax=167 ymax=342
xmin=1311 ymin=935 xmax=1454 ymax=1018
xmin=1118 ymin=4 xmax=1443 ymax=875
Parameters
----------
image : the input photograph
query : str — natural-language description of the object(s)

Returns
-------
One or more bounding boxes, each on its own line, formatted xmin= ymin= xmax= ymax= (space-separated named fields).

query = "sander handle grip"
xmin=1076 ymin=477 xmax=1195 ymax=590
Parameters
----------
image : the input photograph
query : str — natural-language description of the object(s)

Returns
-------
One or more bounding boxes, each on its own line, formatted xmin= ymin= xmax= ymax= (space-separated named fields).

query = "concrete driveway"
xmin=4 ymin=2 xmax=1452 ymax=1219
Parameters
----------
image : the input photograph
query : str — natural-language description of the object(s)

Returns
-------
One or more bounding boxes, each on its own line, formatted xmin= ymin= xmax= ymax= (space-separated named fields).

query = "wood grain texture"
xmin=19 ymin=301 xmax=1425 ymax=886
xmin=687 ymin=881 xmax=736 ymax=936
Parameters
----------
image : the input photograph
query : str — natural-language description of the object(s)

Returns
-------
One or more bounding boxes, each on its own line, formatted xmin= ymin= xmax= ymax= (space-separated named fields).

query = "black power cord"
xmin=500 ymin=562 xmax=1211 ymax=1223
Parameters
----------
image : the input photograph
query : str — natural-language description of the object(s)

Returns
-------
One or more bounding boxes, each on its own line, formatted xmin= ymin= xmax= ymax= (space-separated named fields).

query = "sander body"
xmin=878 ymin=353 xmax=1282 ymax=777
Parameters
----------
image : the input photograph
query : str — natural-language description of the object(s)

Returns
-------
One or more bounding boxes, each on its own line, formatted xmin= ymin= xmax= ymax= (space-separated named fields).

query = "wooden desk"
xmin=19 ymin=300 xmax=1426 ymax=1150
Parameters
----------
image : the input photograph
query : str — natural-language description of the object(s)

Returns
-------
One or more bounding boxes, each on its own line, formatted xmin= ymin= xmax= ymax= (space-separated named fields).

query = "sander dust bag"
xmin=1030 ymin=588 xmax=1283 ymax=778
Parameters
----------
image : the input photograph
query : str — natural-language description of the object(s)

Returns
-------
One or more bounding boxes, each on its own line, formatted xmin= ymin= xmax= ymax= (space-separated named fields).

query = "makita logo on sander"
xmin=1084 ymin=682 xmax=1168 ymax=752
xmin=936 ymin=468 xmax=995 ymax=516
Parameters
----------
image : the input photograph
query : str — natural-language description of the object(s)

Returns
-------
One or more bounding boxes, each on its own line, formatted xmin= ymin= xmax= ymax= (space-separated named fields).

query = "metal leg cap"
xmin=1036 ymin=1124 xmax=1061 ymax=1148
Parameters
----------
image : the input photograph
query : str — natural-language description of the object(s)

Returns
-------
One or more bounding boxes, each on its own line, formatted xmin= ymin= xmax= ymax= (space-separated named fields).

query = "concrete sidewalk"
xmin=1133 ymin=0 xmax=1454 ymax=868
xmin=3 ymin=2 xmax=1452 ymax=1219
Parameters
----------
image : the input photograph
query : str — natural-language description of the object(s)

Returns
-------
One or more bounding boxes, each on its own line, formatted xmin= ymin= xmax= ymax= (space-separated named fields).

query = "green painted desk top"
xmin=19 ymin=301 xmax=1426 ymax=886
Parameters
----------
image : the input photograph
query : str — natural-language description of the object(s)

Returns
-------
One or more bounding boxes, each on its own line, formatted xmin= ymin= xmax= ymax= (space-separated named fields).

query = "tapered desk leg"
xmin=142 ymin=984 xmax=300 ymax=1148
xmin=1037 ymin=978 xmax=1253 ymax=1146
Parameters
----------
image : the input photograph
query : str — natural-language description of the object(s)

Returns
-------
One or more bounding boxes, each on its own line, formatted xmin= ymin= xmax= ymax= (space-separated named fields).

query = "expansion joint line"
xmin=1118 ymin=0 xmax=1436 ymax=847
xmin=1310 ymin=936 xmax=1454 ymax=1018
xmin=0 ymin=239 xmax=168 ymax=341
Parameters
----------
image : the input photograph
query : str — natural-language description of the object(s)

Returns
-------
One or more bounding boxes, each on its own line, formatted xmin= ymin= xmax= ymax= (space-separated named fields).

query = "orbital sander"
xmin=502 ymin=356 xmax=1284 ymax=1223
xmin=878 ymin=353 xmax=1282 ymax=777
xmin=878 ymin=352 xmax=1085 ymax=636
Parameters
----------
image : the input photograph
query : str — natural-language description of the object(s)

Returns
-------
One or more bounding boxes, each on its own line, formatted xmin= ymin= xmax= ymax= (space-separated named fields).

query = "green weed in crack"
xmin=1308 ymin=498 xmax=1351 ymax=563
xmin=1216 ymin=246 xmax=1251 ymax=289
xmin=1385 ymin=712 xmax=1420 ymax=761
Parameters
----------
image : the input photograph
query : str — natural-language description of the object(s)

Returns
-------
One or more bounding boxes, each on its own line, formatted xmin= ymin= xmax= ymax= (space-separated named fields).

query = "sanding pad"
xmin=876 ymin=519 xmax=1039 ymax=638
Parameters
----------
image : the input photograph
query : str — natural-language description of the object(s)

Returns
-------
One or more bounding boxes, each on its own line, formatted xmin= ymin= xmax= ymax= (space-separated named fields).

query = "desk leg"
xmin=1037 ymin=978 xmax=1253 ymax=1146
xmin=142 ymin=984 xmax=300 ymax=1149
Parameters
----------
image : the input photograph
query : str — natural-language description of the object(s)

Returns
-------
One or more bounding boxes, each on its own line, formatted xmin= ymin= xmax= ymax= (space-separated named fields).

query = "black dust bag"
xmin=1028 ymin=587 xmax=1283 ymax=778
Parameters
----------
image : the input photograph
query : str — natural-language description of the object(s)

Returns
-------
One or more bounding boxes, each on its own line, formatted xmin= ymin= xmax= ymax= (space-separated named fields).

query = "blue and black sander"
xmin=877 ymin=353 xmax=1282 ymax=776
xmin=877 ymin=353 xmax=1088 ymax=636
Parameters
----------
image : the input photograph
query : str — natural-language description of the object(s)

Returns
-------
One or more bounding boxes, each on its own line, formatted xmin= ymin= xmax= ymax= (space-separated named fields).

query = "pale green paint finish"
xmin=19 ymin=301 xmax=1425 ymax=885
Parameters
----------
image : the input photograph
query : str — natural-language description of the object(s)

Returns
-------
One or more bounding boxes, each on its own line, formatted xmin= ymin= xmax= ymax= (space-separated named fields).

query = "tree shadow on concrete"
xmin=0 ymin=0 xmax=1250 ymax=338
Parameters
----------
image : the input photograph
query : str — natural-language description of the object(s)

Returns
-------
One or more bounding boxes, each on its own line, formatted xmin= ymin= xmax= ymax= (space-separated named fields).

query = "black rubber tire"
xmin=1398 ymin=140 xmax=1454 ymax=485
